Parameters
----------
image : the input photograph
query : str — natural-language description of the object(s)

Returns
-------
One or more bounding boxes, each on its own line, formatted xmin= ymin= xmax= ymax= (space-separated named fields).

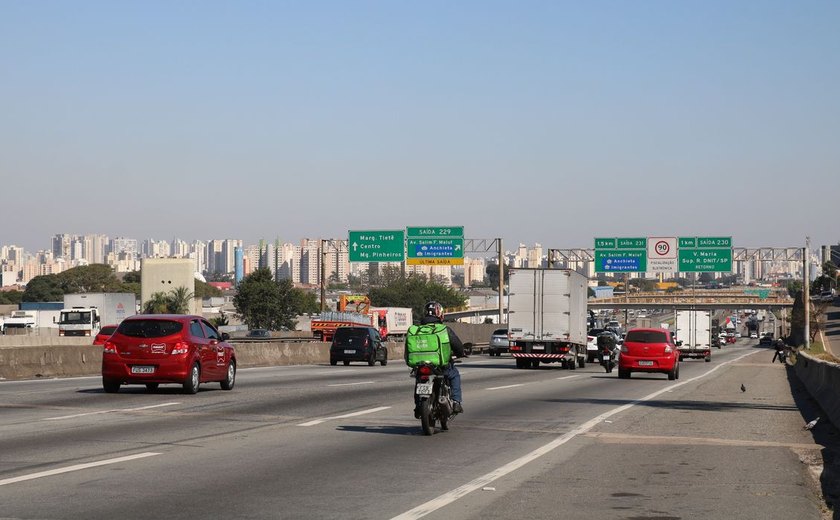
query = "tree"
xmin=485 ymin=263 xmax=509 ymax=291
xmin=368 ymin=274 xmax=467 ymax=323
xmin=122 ymin=271 xmax=142 ymax=284
xmin=233 ymin=268 xmax=304 ymax=330
xmin=787 ymin=280 xmax=803 ymax=299
xmin=22 ymin=275 xmax=64 ymax=302
xmin=143 ymin=292 xmax=171 ymax=314
xmin=167 ymin=286 xmax=194 ymax=314
xmin=59 ymin=265 xmax=123 ymax=293
xmin=0 ymin=290 xmax=23 ymax=304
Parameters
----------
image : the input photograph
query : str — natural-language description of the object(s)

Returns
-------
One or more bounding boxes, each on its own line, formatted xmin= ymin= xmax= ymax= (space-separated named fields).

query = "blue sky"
xmin=2 ymin=1 xmax=838 ymax=253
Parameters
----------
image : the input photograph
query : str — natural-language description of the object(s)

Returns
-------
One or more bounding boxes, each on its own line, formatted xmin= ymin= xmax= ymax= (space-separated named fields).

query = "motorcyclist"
xmin=772 ymin=338 xmax=787 ymax=364
xmin=414 ymin=301 xmax=466 ymax=418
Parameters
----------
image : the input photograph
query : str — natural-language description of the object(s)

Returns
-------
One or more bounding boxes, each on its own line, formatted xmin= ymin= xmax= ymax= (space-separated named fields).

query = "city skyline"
xmin=2 ymin=3 xmax=838 ymax=253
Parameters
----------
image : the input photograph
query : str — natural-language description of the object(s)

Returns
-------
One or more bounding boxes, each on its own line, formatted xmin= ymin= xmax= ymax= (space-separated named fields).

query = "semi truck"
xmin=508 ymin=268 xmax=589 ymax=370
xmin=674 ymin=309 xmax=712 ymax=362
xmin=57 ymin=293 xmax=137 ymax=338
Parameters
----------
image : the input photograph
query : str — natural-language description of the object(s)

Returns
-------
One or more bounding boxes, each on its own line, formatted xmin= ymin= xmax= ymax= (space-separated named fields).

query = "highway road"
xmin=0 ymin=340 xmax=826 ymax=519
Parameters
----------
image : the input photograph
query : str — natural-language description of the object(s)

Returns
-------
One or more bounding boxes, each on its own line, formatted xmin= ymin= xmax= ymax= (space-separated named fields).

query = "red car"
xmin=618 ymin=328 xmax=680 ymax=380
xmin=101 ymin=314 xmax=236 ymax=394
xmin=92 ymin=324 xmax=118 ymax=346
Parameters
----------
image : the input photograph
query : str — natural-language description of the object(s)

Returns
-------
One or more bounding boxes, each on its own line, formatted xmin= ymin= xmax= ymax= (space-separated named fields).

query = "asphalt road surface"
xmin=0 ymin=340 xmax=827 ymax=519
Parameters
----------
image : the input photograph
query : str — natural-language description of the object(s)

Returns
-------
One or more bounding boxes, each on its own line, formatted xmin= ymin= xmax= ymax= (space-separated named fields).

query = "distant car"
xmin=246 ymin=328 xmax=271 ymax=339
xmin=618 ymin=328 xmax=680 ymax=380
xmin=750 ymin=332 xmax=758 ymax=339
xmin=586 ymin=328 xmax=606 ymax=362
xmin=101 ymin=314 xmax=236 ymax=394
xmin=759 ymin=333 xmax=774 ymax=346
xmin=93 ymin=325 xmax=118 ymax=346
xmin=488 ymin=328 xmax=509 ymax=357
xmin=329 ymin=326 xmax=387 ymax=366
xmin=820 ymin=291 xmax=835 ymax=303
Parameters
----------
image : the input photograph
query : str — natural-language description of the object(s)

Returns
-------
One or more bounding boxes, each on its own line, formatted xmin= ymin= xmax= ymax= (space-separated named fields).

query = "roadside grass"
xmin=793 ymin=341 xmax=840 ymax=365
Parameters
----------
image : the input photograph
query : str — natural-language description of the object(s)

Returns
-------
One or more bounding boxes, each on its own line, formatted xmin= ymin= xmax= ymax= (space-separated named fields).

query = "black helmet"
xmin=424 ymin=301 xmax=444 ymax=320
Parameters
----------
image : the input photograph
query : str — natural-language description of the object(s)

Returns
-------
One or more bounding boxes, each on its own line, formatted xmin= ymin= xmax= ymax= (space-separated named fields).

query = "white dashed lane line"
xmin=297 ymin=406 xmax=391 ymax=427
xmin=0 ymin=452 xmax=161 ymax=487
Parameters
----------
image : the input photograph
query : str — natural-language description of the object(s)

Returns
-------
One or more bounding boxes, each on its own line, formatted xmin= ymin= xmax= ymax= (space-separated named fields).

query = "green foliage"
xmin=194 ymin=279 xmax=222 ymax=298
xmin=0 ymin=290 xmax=23 ymax=304
xmin=142 ymin=286 xmax=193 ymax=314
xmin=22 ymin=275 xmax=64 ymax=302
xmin=787 ymin=280 xmax=803 ymax=299
xmin=210 ymin=314 xmax=229 ymax=328
xmin=122 ymin=271 xmax=142 ymax=284
xmin=233 ymin=268 xmax=309 ymax=330
xmin=368 ymin=273 xmax=467 ymax=324
xmin=120 ymin=282 xmax=141 ymax=298
xmin=484 ymin=263 xmax=509 ymax=290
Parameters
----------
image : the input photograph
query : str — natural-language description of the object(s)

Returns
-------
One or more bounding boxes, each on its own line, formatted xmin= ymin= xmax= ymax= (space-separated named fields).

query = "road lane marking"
xmin=43 ymin=402 xmax=181 ymax=421
xmin=328 ymin=381 xmax=374 ymax=387
xmin=556 ymin=375 xmax=583 ymax=381
xmin=391 ymin=349 xmax=758 ymax=520
xmin=0 ymin=452 xmax=161 ymax=487
xmin=586 ymin=432 xmax=818 ymax=450
xmin=298 ymin=406 xmax=391 ymax=427
xmin=486 ymin=384 xmax=524 ymax=391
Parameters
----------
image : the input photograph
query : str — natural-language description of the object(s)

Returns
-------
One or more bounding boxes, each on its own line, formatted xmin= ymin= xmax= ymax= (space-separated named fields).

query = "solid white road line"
xmin=298 ymin=406 xmax=391 ymax=427
xmin=555 ymin=375 xmax=584 ymax=381
xmin=43 ymin=402 xmax=181 ymax=421
xmin=391 ymin=350 xmax=758 ymax=519
xmin=328 ymin=381 xmax=375 ymax=387
xmin=0 ymin=452 xmax=161 ymax=487
xmin=486 ymin=384 xmax=524 ymax=391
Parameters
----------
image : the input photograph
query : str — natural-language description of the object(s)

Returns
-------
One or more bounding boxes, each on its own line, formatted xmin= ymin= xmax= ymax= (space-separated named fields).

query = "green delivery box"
xmin=405 ymin=323 xmax=451 ymax=367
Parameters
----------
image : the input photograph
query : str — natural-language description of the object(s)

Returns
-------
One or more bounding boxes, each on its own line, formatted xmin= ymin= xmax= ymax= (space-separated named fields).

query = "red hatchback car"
xmin=92 ymin=324 xmax=118 ymax=346
xmin=101 ymin=314 xmax=236 ymax=394
xmin=618 ymin=328 xmax=680 ymax=380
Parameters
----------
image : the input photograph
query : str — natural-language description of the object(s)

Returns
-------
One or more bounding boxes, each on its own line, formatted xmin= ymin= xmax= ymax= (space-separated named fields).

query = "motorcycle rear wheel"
xmin=420 ymin=400 xmax=434 ymax=435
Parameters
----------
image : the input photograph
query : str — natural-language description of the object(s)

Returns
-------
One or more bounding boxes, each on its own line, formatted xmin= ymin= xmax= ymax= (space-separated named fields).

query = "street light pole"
xmin=804 ymin=237 xmax=810 ymax=349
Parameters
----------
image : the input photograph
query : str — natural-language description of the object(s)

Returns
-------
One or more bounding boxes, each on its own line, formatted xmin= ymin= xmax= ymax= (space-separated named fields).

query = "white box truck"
xmin=58 ymin=293 xmax=137 ymax=338
xmin=508 ymin=268 xmax=589 ymax=370
xmin=675 ymin=309 xmax=712 ymax=362
xmin=370 ymin=307 xmax=413 ymax=340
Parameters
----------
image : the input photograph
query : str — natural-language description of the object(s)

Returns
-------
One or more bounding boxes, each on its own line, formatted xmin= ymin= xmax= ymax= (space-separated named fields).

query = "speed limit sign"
xmin=647 ymin=237 xmax=678 ymax=274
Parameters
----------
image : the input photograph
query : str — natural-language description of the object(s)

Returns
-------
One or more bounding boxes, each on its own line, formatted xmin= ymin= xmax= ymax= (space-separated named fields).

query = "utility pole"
xmin=804 ymin=237 xmax=810 ymax=349
xmin=320 ymin=239 xmax=326 ymax=313
xmin=498 ymin=238 xmax=504 ymax=325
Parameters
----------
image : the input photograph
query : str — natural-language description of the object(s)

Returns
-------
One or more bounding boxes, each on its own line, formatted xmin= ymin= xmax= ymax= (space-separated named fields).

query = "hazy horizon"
xmin=2 ymin=2 xmax=838 ymax=254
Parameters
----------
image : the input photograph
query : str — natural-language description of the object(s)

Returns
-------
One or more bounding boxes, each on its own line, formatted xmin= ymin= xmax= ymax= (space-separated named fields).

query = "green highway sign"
xmin=406 ymin=226 xmax=463 ymax=238
xmin=677 ymin=236 xmax=733 ymax=272
xmin=407 ymin=226 xmax=464 ymax=265
xmin=594 ymin=237 xmax=647 ymax=273
xmin=348 ymin=230 xmax=405 ymax=262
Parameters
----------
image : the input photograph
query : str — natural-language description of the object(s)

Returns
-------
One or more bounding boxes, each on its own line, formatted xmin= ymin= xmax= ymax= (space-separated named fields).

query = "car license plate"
xmin=131 ymin=366 xmax=155 ymax=374
xmin=638 ymin=360 xmax=654 ymax=366
xmin=532 ymin=345 xmax=545 ymax=351
xmin=415 ymin=382 xmax=433 ymax=396
xmin=343 ymin=349 xmax=356 ymax=354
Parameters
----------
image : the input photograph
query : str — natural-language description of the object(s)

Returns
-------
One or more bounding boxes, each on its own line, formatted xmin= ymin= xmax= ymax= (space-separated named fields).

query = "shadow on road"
xmin=336 ymin=425 xmax=424 ymax=436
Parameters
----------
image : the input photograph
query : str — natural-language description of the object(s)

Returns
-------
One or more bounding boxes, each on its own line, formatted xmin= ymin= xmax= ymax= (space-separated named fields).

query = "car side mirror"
xmin=221 ymin=332 xmax=230 ymax=341
xmin=676 ymin=340 xmax=683 ymax=347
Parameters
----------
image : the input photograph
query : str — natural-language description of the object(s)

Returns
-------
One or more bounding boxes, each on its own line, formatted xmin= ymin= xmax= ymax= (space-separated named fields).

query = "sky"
xmin=1 ymin=1 xmax=838 ymax=254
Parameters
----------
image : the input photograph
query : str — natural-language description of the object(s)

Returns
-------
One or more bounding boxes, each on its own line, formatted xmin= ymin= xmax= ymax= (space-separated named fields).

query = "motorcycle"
xmin=601 ymin=348 xmax=616 ymax=373
xmin=412 ymin=361 xmax=457 ymax=435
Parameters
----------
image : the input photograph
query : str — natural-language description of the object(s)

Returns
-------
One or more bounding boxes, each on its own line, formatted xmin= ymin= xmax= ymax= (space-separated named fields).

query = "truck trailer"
xmin=508 ymin=268 xmax=589 ymax=370
xmin=369 ymin=307 xmax=412 ymax=340
xmin=675 ymin=309 xmax=712 ymax=361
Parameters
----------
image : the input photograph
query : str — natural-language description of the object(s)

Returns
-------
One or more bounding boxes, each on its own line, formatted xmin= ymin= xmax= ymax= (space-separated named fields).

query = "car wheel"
xmin=145 ymin=383 xmax=159 ymax=392
xmin=330 ymin=358 xmax=337 ymax=366
xmin=578 ymin=355 xmax=586 ymax=368
xmin=532 ymin=359 xmax=541 ymax=369
xmin=103 ymin=379 xmax=120 ymax=393
xmin=618 ymin=368 xmax=630 ymax=379
xmin=705 ymin=355 xmax=711 ymax=363
xmin=343 ymin=360 xmax=350 ymax=366
xmin=668 ymin=364 xmax=677 ymax=380
xmin=515 ymin=358 xmax=528 ymax=369
xmin=221 ymin=360 xmax=236 ymax=390
xmin=676 ymin=363 xmax=680 ymax=379
xmin=368 ymin=353 xmax=376 ymax=366
xmin=381 ymin=357 xmax=388 ymax=366
xmin=183 ymin=363 xmax=200 ymax=394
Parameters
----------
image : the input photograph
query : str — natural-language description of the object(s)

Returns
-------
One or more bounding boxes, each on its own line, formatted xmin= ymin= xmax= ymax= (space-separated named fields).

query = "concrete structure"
xmin=140 ymin=258 xmax=196 ymax=314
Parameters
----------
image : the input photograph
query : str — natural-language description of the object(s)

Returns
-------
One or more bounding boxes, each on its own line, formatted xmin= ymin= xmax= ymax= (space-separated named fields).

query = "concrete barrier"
xmin=0 ymin=341 xmax=407 ymax=381
xmin=793 ymin=351 xmax=840 ymax=429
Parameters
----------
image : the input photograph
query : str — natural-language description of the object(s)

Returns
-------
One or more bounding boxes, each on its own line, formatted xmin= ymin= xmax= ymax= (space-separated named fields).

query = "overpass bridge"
xmin=446 ymin=291 xmax=794 ymax=320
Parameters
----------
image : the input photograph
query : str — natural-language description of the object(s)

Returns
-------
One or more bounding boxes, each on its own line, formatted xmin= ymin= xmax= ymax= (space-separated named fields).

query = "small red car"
xmin=101 ymin=314 xmax=236 ymax=394
xmin=92 ymin=325 xmax=118 ymax=346
xmin=618 ymin=328 xmax=680 ymax=380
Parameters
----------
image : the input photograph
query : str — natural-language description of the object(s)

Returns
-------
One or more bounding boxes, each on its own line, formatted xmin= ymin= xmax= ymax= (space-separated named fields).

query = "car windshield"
xmin=625 ymin=330 xmax=668 ymax=344
xmin=99 ymin=326 xmax=117 ymax=336
xmin=492 ymin=329 xmax=507 ymax=336
xmin=117 ymin=319 xmax=183 ymax=338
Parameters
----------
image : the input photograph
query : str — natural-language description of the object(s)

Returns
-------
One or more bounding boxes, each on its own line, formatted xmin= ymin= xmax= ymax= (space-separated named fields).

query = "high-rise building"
xmin=300 ymin=239 xmax=321 ymax=285
xmin=52 ymin=234 xmax=74 ymax=260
